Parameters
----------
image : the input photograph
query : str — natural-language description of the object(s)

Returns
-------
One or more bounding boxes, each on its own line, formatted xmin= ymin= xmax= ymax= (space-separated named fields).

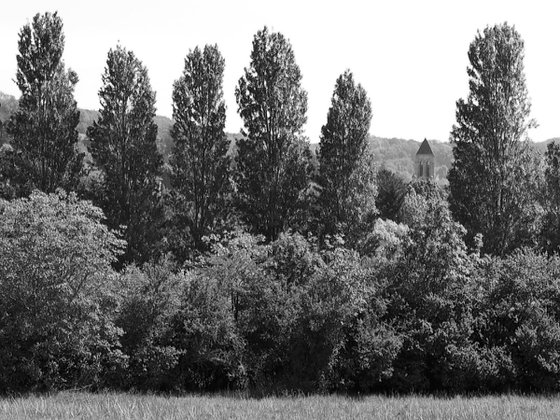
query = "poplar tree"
xmin=87 ymin=46 xmax=163 ymax=264
xmin=448 ymin=23 xmax=540 ymax=255
xmin=169 ymin=44 xmax=231 ymax=257
xmin=235 ymin=27 xmax=312 ymax=241
xmin=6 ymin=12 xmax=83 ymax=196
xmin=318 ymin=70 xmax=376 ymax=245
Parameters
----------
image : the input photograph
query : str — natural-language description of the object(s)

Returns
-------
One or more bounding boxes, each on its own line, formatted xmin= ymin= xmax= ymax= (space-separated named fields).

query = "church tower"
xmin=415 ymin=139 xmax=435 ymax=179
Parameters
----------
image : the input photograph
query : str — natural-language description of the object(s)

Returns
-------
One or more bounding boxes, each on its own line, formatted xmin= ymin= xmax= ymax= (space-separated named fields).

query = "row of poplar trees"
xmin=1 ymin=11 xmax=553 ymax=264
xmin=1 ymin=12 xmax=377 ymax=266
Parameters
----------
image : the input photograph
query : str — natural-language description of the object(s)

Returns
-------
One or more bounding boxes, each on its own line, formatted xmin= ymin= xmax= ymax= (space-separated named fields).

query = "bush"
xmin=0 ymin=191 xmax=126 ymax=393
xmin=479 ymin=249 xmax=560 ymax=391
xmin=288 ymin=247 xmax=401 ymax=392
xmin=171 ymin=268 xmax=247 ymax=391
xmin=116 ymin=258 xmax=184 ymax=391
xmin=382 ymin=195 xmax=482 ymax=392
xmin=182 ymin=231 xmax=401 ymax=393
xmin=3 ymin=192 xmax=560 ymax=395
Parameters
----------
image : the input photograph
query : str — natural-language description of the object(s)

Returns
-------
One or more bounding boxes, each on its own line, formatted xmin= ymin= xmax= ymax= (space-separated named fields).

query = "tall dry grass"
xmin=0 ymin=392 xmax=558 ymax=419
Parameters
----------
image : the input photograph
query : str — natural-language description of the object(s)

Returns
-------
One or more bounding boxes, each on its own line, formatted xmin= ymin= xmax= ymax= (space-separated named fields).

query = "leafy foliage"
xmin=3 ymin=16 xmax=560 ymax=397
xmin=475 ymin=249 xmax=560 ymax=391
xmin=541 ymin=141 xmax=560 ymax=253
xmin=4 ymin=12 xmax=83 ymax=197
xmin=171 ymin=259 xmax=248 ymax=391
xmin=174 ymin=232 xmax=401 ymax=393
xmin=448 ymin=23 xmax=542 ymax=255
xmin=317 ymin=70 xmax=377 ymax=248
xmin=115 ymin=259 xmax=184 ymax=391
xmin=0 ymin=93 xmax=18 ymax=145
xmin=288 ymin=247 xmax=401 ymax=392
xmin=383 ymin=191 xmax=480 ymax=392
xmin=87 ymin=45 xmax=164 ymax=265
xmin=375 ymin=169 xmax=407 ymax=221
xmin=0 ymin=191 xmax=125 ymax=392
xmin=169 ymin=44 xmax=231 ymax=258
xmin=235 ymin=27 xmax=312 ymax=240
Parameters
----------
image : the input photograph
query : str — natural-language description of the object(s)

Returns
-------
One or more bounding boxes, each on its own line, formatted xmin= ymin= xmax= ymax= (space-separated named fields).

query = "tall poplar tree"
xmin=235 ymin=27 xmax=312 ymax=241
xmin=6 ymin=12 xmax=83 ymax=196
xmin=448 ymin=23 xmax=541 ymax=255
xmin=169 ymin=44 xmax=231 ymax=257
xmin=318 ymin=70 xmax=376 ymax=245
xmin=87 ymin=46 xmax=163 ymax=264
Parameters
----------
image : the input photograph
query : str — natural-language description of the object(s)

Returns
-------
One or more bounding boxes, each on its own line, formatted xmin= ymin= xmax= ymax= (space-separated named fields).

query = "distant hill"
xmin=1 ymin=90 xmax=558 ymax=179
xmin=1 ymin=91 xmax=175 ymax=159
xmin=368 ymin=136 xmax=453 ymax=181
xmin=532 ymin=138 xmax=559 ymax=154
xmin=0 ymin=92 xmax=18 ymax=122
xmin=312 ymin=136 xmax=560 ymax=181
xmin=310 ymin=137 xmax=453 ymax=181
xmin=0 ymin=92 xmax=18 ymax=145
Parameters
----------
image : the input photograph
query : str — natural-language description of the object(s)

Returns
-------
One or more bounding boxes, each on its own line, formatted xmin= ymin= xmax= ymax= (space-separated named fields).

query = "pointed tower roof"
xmin=416 ymin=139 xmax=434 ymax=156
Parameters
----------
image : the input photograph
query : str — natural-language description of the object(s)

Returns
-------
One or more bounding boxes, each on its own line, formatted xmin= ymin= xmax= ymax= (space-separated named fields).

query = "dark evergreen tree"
xmin=169 ymin=45 xmax=231 ymax=259
xmin=317 ymin=70 xmax=376 ymax=246
xmin=235 ymin=26 xmax=312 ymax=241
xmin=87 ymin=46 xmax=163 ymax=264
xmin=448 ymin=23 xmax=541 ymax=255
xmin=5 ymin=12 xmax=83 ymax=196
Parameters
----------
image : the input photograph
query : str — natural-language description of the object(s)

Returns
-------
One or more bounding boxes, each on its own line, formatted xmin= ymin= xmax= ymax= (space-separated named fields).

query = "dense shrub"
xmin=4 ymin=192 xmax=560 ymax=395
xmin=288 ymin=247 xmax=401 ymax=392
xmin=177 ymin=232 xmax=401 ymax=393
xmin=382 ymin=191 xmax=483 ymax=392
xmin=375 ymin=168 xmax=407 ymax=222
xmin=170 ymin=269 xmax=247 ymax=391
xmin=116 ymin=259 xmax=184 ymax=390
xmin=477 ymin=249 xmax=560 ymax=391
xmin=0 ymin=191 xmax=126 ymax=393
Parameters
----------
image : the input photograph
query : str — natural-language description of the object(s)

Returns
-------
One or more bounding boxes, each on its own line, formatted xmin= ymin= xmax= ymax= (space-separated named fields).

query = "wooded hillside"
xmin=3 ymin=91 xmax=554 ymax=181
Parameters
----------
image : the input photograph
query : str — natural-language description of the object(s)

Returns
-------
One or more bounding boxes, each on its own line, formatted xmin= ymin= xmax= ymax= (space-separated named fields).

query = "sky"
xmin=1 ymin=0 xmax=559 ymax=143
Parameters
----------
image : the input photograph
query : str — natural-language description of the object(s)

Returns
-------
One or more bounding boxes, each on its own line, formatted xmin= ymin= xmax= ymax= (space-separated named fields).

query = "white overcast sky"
xmin=1 ymin=0 xmax=559 ymax=142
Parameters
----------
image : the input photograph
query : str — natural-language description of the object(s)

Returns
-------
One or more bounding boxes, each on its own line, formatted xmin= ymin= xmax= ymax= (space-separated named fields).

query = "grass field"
xmin=1 ymin=392 xmax=559 ymax=419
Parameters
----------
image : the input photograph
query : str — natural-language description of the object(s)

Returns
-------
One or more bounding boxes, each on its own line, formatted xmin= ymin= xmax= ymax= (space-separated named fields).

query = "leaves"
xmin=5 ymin=12 xmax=83 ymax=196
xmin=87 ymin=45 xmax=163 ymax=264
xmin=235 ymin=27 xmax=312 ymax=241
xmin=449 ymin=23 xmax=542 ymax=255
xmin=0 ymin=191 xmax=125 ymax=392
xmin=169 ymin=45 xmax=231 ymax=258
xmin=317 ymin=70 xmax=376 ymax=248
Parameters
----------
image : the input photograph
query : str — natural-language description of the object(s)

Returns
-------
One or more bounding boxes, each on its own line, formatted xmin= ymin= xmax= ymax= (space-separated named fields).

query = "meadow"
xmin=0 ymin=392 xmax=559 ymax=420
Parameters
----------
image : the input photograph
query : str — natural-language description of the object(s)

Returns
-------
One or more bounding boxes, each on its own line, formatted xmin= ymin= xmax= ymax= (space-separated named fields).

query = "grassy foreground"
xmin=0 ymin=392 xmax=559 ymax=419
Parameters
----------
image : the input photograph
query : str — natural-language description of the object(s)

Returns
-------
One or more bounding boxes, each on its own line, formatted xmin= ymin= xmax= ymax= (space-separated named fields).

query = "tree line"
xmin=1 ymin=12 xmax=560 ymax=394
